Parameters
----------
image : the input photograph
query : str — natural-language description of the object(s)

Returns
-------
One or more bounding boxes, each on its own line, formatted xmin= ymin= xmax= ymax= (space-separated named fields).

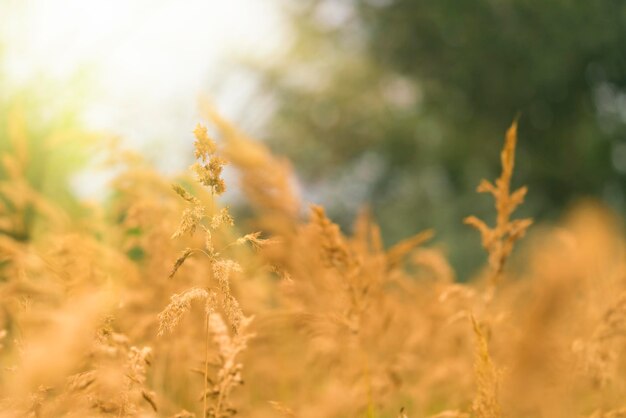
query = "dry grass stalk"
xmin=464 ymin=120 xmax=532 ymax=287
xmin=158 ymin=123 xmax=255 ymax=418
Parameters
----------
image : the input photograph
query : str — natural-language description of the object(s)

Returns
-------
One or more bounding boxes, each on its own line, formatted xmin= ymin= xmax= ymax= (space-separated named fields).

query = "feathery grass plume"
xmin=470 ymin=315 xmax=502 ymax=418
xmin=211 ymin=207 xmax=234 ymax=229
xmin=212 ymin=259 xmax=244 ymax=334
xmin=193 ymin=158 xmax=227 ymax=195
xmin=194 ymin=123 xmax=217 ymax=159
xmin=311 ymin=205 xmax=356 ymax=272
xmin=203 ymin=313 xmax=254 ymax=418
xmin=170 ymin=124 xmax=226 ymax=240
xmin=236 ymin=232 xmax=273 ymax=251
xmin=170 ymin=182 xmax=206 ymax=241
xmin=200 ymin=102 xmax=300 ymax=233
xmin=172 ymin=205 xmax=206 ymax=239
xmin=191 ymin=123 xmax=227 ymax=195
xmin=464 ymin=120 xmax=532 ymax=287
xmin=157 ymin=287 xmax=213 ymax=336
xmin=160 ymin=123 xmax=258 ymax=418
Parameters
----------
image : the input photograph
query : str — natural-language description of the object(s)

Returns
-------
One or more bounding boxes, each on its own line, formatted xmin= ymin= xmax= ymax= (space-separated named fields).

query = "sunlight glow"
xmin=2 ymin=0 xmax=287 ymax=170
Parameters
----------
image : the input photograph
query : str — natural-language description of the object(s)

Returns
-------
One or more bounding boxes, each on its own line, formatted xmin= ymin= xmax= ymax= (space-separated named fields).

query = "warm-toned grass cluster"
xmin=1 ymin=108 xmax=626 ymax=418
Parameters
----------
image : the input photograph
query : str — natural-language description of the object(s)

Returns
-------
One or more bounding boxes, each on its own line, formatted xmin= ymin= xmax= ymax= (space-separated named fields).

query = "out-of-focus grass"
xmin=0 ymin=106 xmax=625 ymax=418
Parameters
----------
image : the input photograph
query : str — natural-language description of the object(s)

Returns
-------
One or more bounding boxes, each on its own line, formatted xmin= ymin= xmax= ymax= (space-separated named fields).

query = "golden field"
xmin=0 ymin=107 xmax=625 ymax=418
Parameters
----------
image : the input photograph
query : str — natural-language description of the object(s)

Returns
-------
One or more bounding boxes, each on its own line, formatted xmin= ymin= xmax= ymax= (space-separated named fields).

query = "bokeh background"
xmin=2 ymin=0 xmax=626 ymax=278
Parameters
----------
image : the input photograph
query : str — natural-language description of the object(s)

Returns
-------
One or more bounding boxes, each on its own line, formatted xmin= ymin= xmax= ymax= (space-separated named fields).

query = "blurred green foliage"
xmin=0 ymin=63 xmax=96 ymax=240
xmin=257 ymin=0 xmax=626 ymax=277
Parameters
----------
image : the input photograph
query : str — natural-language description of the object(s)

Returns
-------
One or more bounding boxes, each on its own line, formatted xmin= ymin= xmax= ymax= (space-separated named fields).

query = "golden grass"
xmin=0 ymin=111 xmax=625 ymax=418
